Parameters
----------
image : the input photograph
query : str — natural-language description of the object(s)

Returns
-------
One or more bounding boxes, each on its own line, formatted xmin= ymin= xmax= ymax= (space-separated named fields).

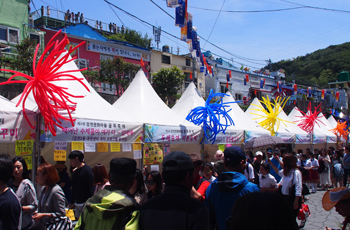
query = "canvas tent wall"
xmin=11 ymin=55 xmax=143 ymax=171
xmin=328 ymin=115 xmax=337 ymax=129
xmin=112 ymin=70 xmax=203 ymax=145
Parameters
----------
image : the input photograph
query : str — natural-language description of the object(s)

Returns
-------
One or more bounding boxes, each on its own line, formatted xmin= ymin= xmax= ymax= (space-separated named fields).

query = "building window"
xmin=186 ymin=58 xmax=191 ymax=66
xmin=74 ymin=59 xmax=88 ymax=69
xmin=235 ymin=93 xmax=242 ymax=101
xmin=29 ymin=33 xmax=40 ymax=44
xmin=0 ymin=26 xmax=19 ymax=44
xmin=220 ymin=83 xmax=231 ymax=93
xmin=162 ymin=54 xmax=170 ymax=64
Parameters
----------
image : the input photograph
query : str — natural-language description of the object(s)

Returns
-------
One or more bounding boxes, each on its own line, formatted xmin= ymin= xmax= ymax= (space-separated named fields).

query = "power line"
xmin=203 ymin=0 xmax=225 ymax=49
xmin=107 ymin=3 xmax=125 ymax=26
xmin=149 ymin=0 xmax=174 ymax=19
xmin=280 ymin=0 xmax=350 ymax=13
xmin=147 ymin=0 xmax=266 ymax=63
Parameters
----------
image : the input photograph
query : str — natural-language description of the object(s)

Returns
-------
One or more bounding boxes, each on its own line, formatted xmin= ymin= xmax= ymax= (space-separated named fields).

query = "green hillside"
xmin=268 ymin=42 xmax=350 ymax=87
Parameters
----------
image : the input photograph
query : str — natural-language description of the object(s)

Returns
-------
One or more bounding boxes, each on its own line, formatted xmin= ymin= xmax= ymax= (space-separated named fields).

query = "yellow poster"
xmin=15 ymin=140 xmax=34 ymax=156
xmin=71 ymin=142 xmax=84 ymax=151
xmin=218 ymin=144 xmax=225 ymax=152
xmin=22 ymin=156 xmax=33 ymax=170
xmin=133 ymin=143 xmax=141 ymax=151
xmin=143 ymin=143 xmax=163 ymax=165
xmin=97 ymin=142 xmax=109 ymax=152
xmin=54 ymin=150 xmax=67 ymax=161
xmin=110 ymin=143 xmax=121 ymax=152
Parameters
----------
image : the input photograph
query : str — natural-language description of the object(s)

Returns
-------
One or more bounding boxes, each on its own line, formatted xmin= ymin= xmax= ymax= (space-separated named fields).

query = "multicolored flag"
xmin=336 ymin=92 xmax=340 ymax=102
xmin=167 ymin=0 xmax=180 ymax=8
xmin=293 ymin=84 xmax=297 ymax=95
xmin=321 ymin=89 xmax=325 ymax=99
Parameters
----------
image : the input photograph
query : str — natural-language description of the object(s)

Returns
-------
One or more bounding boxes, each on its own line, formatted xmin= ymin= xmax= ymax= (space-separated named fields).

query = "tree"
xmin=152 ymin=66 xmax=185 ymax=106
xmin=318 ymin=69 xmax=334 ymax=87
xmin=10 ymin=37 xmax=38 ymax=76
xmin=98 ymin=57 xmax=139 ymax=97
xmin=106 ymin=28 xmax=151 ymax=49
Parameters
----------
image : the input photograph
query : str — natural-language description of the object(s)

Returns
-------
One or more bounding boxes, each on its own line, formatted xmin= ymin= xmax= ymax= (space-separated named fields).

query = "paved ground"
xmin=302 ymin=189 xmax=344 ymax=230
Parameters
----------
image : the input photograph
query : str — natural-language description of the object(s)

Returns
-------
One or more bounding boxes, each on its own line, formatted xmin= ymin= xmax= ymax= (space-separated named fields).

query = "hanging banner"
xmin=210 ymin=131 xmax=244 ymax=144
xmin=0 ymin=113 xmax=36 ymax=143
xmin=143 ymin=143 xmax=163 ymax=165
xmin=295 ymin=134 xmax=311 ymax=144
xmin=312 ymin=134 xmax=326 ymax=144
xmin=144 ymin=124 xmax=202 ymax=144
xmin=15 ymin=140 xmax=34 ymax=156
xmin=275 ymin=133 xmax=296 ymax=143
xmin=175 ymin=0 xmax=186 ymax=27
xmin=244 ymin=131 xmax=271 ymax=143
xmin=40 ymin=118 xmax=142 ymax=143
xmin=326 ymin=136 xmax=336 ymax=143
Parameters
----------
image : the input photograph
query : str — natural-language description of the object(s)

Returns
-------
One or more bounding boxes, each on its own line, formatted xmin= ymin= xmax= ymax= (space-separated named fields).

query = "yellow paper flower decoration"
xmin=250 ymin=96 xmax=292 ymax=136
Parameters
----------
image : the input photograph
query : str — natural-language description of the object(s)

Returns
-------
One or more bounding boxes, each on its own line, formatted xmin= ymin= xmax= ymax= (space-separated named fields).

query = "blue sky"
xmin=31 ymin=0 xmax=350 ymax=70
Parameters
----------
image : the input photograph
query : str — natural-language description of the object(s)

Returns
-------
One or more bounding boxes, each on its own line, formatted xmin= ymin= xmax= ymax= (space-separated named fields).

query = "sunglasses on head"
xmin=145 ymin=180 xmax=155 ymax=185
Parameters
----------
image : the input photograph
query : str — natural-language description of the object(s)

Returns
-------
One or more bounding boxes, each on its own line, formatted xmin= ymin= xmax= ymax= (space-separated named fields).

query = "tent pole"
xmin=32 ymin=113 xmax=41 ymax=184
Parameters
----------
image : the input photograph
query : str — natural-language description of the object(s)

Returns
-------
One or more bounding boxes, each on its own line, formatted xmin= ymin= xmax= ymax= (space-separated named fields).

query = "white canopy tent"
xmin=12 ymin=56 xmax=142 ymax=143
xmin=288 ymin=108 xmax=336 ymax=144
xmin=112 ymin=70 xmax=202 ymax=144
xmin=0 ymin=95 xmax=36 ymax=142
xmin=245 ymin=97 xmax=298 ymax=143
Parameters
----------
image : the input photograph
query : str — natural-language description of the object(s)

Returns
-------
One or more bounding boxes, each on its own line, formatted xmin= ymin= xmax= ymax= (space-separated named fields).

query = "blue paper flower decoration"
xmin=186 ymin=89 xmax=236 ymax=144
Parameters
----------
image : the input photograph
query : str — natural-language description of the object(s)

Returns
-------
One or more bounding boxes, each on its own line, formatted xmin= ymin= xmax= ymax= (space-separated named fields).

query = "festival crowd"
xmin=1 ymin=145 xmax=350 ymax=230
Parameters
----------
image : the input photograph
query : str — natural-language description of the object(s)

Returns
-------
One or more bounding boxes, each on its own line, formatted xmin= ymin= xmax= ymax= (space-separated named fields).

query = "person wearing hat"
xmin=74 ymin=158 xmax=139 ymax=230
xmin=139 ymin=151 xmax=209 ymax=230
xmin=205 ymin=146 xmax=260 ymax=230
xmin=189 ymin=153 xmax=210 ymax=201
xmin=252 ymin=151 xmax=264 ymax=185
xmin=323 ymin=187 xmax=350 ymax=230
xmin=213 ymin=150 xmax=226 ymax=177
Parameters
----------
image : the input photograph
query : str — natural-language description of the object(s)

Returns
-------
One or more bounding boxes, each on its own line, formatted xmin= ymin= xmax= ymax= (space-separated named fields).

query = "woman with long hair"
xmin=92 ymin=164 xmax=110 ymax=194
xmin=146 ymin=171 xmax=163 ymax=199
xmin=33 ymin=163 xmax=72 ymax=229
xmin=12 ymin=156 xmax=38 ymax=230
xmin=277 ymin=154 xmax=302 ymax=221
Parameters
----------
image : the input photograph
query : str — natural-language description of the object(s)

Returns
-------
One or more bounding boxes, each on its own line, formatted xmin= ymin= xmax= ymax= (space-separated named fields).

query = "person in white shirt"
xmin=259 ymin=162 xmax=278 ymax=192
xmin=319 ymin=148 xmax=332 ymax=190
xmin=244 ymin=159 xmax=255 ymax=183
xmin=306 ymin=152 xmax=319 ymax=193
xmin=277 ymin=154 xmax=302 ymax=223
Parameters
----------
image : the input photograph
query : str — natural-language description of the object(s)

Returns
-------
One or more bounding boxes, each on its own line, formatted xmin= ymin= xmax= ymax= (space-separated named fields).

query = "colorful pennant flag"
xmin=293 ymin=84 xmax=297 ymax=95
xmin=189 ymin=72 xmax=193 ymax=80
xmin=308 ymin=87 xmax=312 ymax=97
xmin=167 ymin=0 xmax=180 ymax=8
xmin=336 ymin=92 xmax=340 ymax=102
xmin=245 ymin=74 xmax=249 ymax=83
xmin=226 ymin=70 xmax=232 ymax=79
xmin=321 ymin=89 xmax=325 ymax=99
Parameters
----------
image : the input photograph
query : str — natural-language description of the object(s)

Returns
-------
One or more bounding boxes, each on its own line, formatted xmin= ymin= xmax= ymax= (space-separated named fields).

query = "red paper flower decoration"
xmin=295 ymin=102 xmax=325 ymax=134
xmin=330 ymin=121 xmax=349 ymax=140
xmin=0 ymin=30 xmax=90 ymax=136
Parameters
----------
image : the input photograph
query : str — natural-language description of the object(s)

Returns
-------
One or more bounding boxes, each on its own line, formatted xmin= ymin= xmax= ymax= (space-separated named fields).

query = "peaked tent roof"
xmin=0 ymin=95 xmax=34 ymax=114
xmin=112 ymin=70 xmax=198 ymax=127
xmin=12 ymin=54 xmax=141 ymax=142
xmin=288 ymin=107 xmax=333 ymax=142
xmin=171 ymin=82 xmax=205 ymax=120
xmin=327 ymin=115 xmax=338 ymax=128
xmin=245 ymin=97 xmax=299 ymax=143
xmin=222 ymin=92 xmax=270 ymax=136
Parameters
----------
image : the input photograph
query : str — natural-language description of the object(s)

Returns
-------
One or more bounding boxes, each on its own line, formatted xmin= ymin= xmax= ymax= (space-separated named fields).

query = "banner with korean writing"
xmin=276 ymin=132 xmax=297 ymax=143
xmin=144 ymin=124 xmax=202 ymax=144
xmin=86 ymin=41 xmax=150 ymax=61
xmin=40 ymin=118 xmax=142 ymax=143
xmin=295 ymin=133 xmax=311 ymax=144
xmin=244 ymin=131 xmax=275 ymax=143
xmin=0 ymin=113 xmax=36 ymax=143
xmin=143 ymin=143 xmax=163 ymax=165
xmin=210 ymin=131 xmax=244 ymax=144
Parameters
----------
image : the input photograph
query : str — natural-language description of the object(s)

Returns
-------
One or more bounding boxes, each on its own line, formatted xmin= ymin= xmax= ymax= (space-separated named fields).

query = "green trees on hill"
xmin=106 ymin=28 xmax=151 ymax=49
xmin=268 ymin=42 xmax=350 ymax=87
